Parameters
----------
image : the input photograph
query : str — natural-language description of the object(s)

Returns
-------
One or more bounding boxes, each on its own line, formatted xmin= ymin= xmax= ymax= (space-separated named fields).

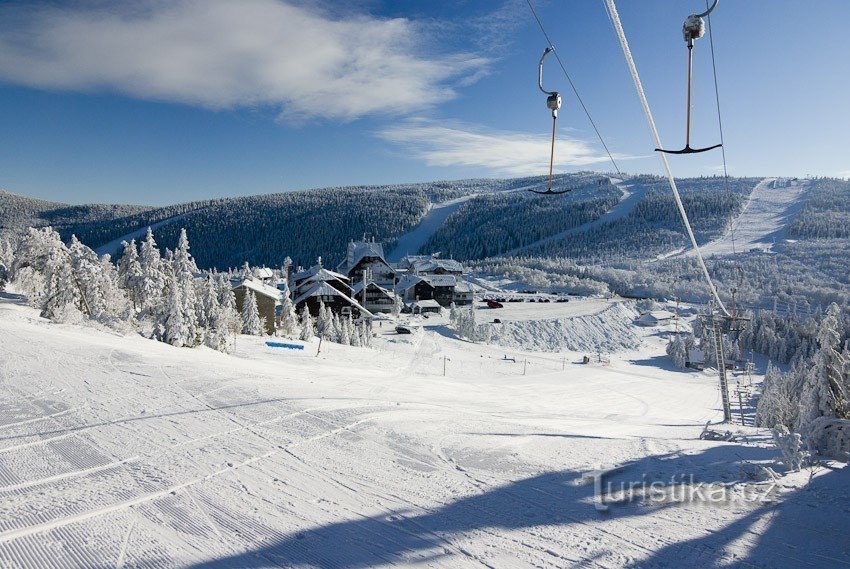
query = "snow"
xmin=93 ymin=211 xmax=203 ymax=259
xmin=386 ymin=183 xmax=542 ymax=263
xmin=0 ymin=294 xmax=847 ymax=567
xmin=687 ymin=177 xmax=810 ymax=257
xmin=234 ymin=277 xmax=283 ymax=301
xmin=387 ymin=198 xmax=473 ymax=263
xmin=482 ymin=300 xmax=642 ymax=353
xmin=498 ymin=178 xmax=649 ymax=258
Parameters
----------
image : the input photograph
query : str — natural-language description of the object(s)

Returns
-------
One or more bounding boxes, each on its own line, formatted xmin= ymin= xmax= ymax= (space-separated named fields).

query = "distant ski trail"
xmin=684 ymin=177 xmax=809 ymax=257
xmin=386 ymin=183 xmax=542 ymax=262
xmin=497 ymin=178 xmax=647 ymax=258
xmin=94 ymin=208 xmax=209 ymax=258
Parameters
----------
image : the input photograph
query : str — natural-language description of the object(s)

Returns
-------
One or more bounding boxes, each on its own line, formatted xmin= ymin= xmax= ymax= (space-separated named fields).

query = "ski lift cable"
xmin=524 ymin=0 xmax=622 ymax=176
xmin=602 ymin=0 xmax=730 ymax=317
xmin=704 ymin=0 xmax=735 ymax=256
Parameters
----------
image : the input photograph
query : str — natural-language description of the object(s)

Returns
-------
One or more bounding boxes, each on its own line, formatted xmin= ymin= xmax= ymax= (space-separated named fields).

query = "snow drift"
xmin=480 ymin=301 xmax=641 ymax=353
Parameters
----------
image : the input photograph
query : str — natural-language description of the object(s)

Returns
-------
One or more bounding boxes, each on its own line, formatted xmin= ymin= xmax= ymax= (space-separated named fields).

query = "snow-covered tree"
xmin=339 ymin=314 xmax=352 ymax=345
xmin=118 ymin=240 xmax=144 ymax=310
xmin=200 ymin=276 xmax=234 ymax=352
xmin=358 ymin=320 xmax=372 ymax=348
xmin=215 ymin=274 xmax=242 ymax=335
xmin=171 ymin=229 xmax=199 ymax=343
xmin=757 ymin=362 xmax=800 ymax=430
xmin=455 ymin=306 xmax=478 ymax=341
xmin=163 ymin=276 xmax=190 ymax=346
xmin=277 ymin=284 xmax=300 ymax=337
xmin=667 ymin=333 xmax=695 ymax=369
xmin=799 ymin=304 xmax=849 ymax=430
xmin=316 ymin=301 xmax=332 ymax=339
xmin=299 ymin=305 xmax=315 ymax=341
xmin=98 ymin=254 xmax=132 ymax=321
xmin=331 ymin=313 xmax=342 ymax=343
xmin=139 ymin=228 xmax=167 ymax=315
xmin=41 ymin=248 xmax=83 ymax=322
xmin=241 ymin=289 xmax=263 ymax=336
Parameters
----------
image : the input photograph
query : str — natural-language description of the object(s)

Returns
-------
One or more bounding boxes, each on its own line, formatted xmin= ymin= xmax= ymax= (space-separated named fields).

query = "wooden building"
xmin=293 ymin=281 xmax=373 ymax=321
xmin=352 ymin=281 xmax=398 ymax=314
xmin=337 ymin=239 xmax=396 ymax=287
xmin=232 ymin=278 xmax=282 ymax=335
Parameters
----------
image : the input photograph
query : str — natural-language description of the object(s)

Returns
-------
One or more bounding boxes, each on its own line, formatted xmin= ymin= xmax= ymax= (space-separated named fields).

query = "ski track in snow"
xmin=0 ymin=297 xmax=847 ymax=567
xmin=498 ymin=177 xmax=648 ymax=258
xmin=94 ymin=209 xmax=208 ymax=259
xmin=386 ymin=183 xmax=546 ymax=263
xmin=681 ymin=177 xmax=810 ymax=258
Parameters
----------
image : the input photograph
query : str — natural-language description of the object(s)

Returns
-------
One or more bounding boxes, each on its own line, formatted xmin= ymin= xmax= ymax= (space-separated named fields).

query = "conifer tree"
xmin=800 ymin=303 xmax=849 ymax=429
xmin=316 ymin=301 xmax=332 ymax=339
xmin=241 ymin=289 xmax=263 ymax=336
xmin=118 ymin=240 xmax=144 ymax=310
xmin=278 ymin=282 xmax=300 ymax=337
xmin=299 ymin=305 xmax=315 ymax=341
xmin=172 ymin=229 xmax=199 ymax=343
xmin=163 ymin=275 xmax=190 ymax=346
xmin=139 ymin=228 xmax=167 ymax=315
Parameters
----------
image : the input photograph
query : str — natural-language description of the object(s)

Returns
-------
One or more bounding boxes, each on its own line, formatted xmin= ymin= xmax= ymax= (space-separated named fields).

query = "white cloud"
xmin=378 ymin=120 xmax=629 ymax=176
xmin=0 ymin=0 xmax=487 ymax=122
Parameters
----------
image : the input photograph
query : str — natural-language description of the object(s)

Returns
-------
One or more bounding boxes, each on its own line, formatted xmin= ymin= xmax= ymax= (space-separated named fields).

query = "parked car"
xmin=395 ymin=325 xmax=419 ymax=335
xmin=485 ymin=299 xmax=504 ymax=309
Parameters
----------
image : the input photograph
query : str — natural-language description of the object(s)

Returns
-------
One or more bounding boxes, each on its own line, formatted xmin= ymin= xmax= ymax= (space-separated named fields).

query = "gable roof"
xmin=233 ymin=278 xmax=282 ymax=301
xmin=421 ymin=274 xmax=457 ymax=288
xmin=292 ymin=281 xmax=373 ymax=317
xmin=351 ymin=281 xmax=395 ymax=297
xmin=292 ymin=264 xmax=349 ymax=284
xmin=395 ymin=274 xmax=428 ymax=293
xmin=338 ymin=240 xmax=389 ymax=274
xmin=255 ymin=267 xmax=274 ymax=279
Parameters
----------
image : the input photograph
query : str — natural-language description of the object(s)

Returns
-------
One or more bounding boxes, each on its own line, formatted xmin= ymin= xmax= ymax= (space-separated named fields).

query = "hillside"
xmin=4 ymin=174 xmax=848 ymax=313
xmin=3 ymin=289 xmax=848 ymax=567
xmin=0 ymin=189 xmax=152 ymax=240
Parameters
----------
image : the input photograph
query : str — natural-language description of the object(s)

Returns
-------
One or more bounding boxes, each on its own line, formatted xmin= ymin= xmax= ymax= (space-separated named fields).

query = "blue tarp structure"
xmin=266 ymin=341 xmax=305 ymax=351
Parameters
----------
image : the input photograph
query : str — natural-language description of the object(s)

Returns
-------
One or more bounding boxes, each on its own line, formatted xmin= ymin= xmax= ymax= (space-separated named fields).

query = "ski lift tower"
xmin=700 ymin=299 xmax=750 ymax=423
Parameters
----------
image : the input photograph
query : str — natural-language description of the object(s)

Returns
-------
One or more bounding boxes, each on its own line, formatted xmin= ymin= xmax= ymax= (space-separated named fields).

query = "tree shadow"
xmin=179 ymin=443 xmax=841 ymax=569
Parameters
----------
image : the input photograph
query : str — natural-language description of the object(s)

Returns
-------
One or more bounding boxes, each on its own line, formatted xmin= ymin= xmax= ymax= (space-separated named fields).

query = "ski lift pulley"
xmin=529 ymin=47 xmax=570 ymax=196
xmin=656 ymin=0 xmax=722 ymax=155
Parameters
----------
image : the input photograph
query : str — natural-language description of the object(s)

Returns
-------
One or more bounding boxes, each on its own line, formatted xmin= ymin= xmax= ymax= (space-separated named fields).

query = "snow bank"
xmin=480 ymin=301 xmax=641 ymax=353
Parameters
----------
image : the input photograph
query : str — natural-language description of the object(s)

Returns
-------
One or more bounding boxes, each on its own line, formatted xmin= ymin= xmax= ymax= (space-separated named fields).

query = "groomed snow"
xmin=481 ymin=301 xmax=641 ymax=353
xmin=688 ymin=177 xmax=810 ymax=257
xmin=0 ymin=295 xmax=847 ymax=568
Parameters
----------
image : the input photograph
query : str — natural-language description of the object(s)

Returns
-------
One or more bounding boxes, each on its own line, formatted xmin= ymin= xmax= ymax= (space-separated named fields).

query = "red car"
xmin=485 ymin=299 xmax=504 ymax=309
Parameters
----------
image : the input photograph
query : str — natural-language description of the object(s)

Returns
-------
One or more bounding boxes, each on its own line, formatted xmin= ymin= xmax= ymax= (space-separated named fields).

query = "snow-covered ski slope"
xmin=1 ymin=297 xmax=848 ymax=568
xmin=685 ymin=177 xmax=809 ymax=258
xmin=94 ymin=211 xmax=204 ymax=258
xmin=386 ymin=183 xmax=539 ymax=262
xmin=386 ymin=196 xmax=473 ymax=263
xmin=498 ymin=178 xmax=648 ymax=258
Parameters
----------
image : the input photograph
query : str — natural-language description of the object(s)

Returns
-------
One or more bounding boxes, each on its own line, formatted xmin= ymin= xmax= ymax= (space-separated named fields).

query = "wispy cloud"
xmin=0 ymin=0 xmax=488 ymax=122
xmin=377 ymin=120 xmax=630 ymax=175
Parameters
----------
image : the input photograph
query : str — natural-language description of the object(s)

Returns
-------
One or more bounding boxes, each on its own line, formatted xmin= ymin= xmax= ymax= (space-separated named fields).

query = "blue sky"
xmin=0 ymin=0 xmax=847 ymax=205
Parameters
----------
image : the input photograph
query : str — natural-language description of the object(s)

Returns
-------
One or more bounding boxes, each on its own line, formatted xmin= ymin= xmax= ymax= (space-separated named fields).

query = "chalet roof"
xmin=453 ymin=281 xmax=474 ymax=293
xmin=398 ymin=255 xmax=463 ymax=274
xmin=338 ymin=240 xmax=390 ymax=274
xmin=292 ymin=265 xmax=349 ymax=284
xmin=395 ymin=274 xmax=429 ymax=293
xmin=351 ymin=281 xmax=394 ymax=297
xmin=410 ymin=299 xmax=441 ymax=309
xmin=255 ymin=267 xmax=274 ymax=280
xmin=233 ymin=278 xmax=282 ymax=302
xmin=422 ymin=274 xmax=457 ymax=288
xmin=292 ymin=281 xmax=373 ymax=317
